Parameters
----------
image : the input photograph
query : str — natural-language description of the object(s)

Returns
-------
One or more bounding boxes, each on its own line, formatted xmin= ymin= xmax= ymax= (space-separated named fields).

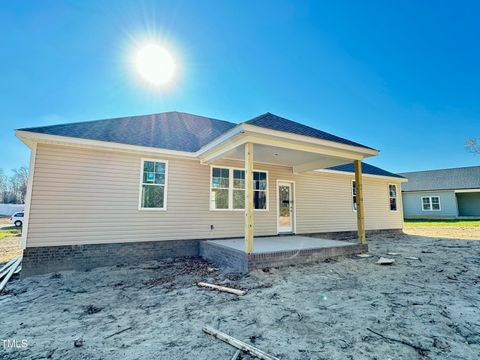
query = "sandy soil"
xmin=1 ymin=234 xmax=479 ymax=360
xmin=0 ymin=216 xmax=11 ymax=225
xmin=404 ymin=226 xmax=480 ymax=240
xmin=0 ymin=236 xmax=22 ymax=263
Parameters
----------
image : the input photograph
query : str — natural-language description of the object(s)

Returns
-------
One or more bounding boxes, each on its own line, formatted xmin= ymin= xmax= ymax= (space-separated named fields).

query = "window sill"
xmin=209 ymin=209 xmax=269 ymax=212
xmin=138 ymin=208 xmax=167 ymax=211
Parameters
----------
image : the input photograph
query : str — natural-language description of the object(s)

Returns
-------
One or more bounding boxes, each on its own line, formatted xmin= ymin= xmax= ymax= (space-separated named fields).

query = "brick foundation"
xmin=21 ymin=229 xmax=399 ymax=277
xmin=21 ymin=239 xmax=200 ymax=277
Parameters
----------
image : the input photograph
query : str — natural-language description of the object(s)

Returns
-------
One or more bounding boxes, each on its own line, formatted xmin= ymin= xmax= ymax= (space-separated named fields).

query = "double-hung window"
xmin=253 ymin=171 xmax=268 ymax=209
xmin=422 ymin=196 xmax=441 ymax=211
xmin=211 ymin=168 xmax=230 ymax=209
xmin=140 ymin=159 xmax=167 ymax=210
xmin=389 ymin=184 xmax=398 ymax=211
xmin=211 ymin=167 xmax=268 ymax=210
xmin=233 ymin=169 xmax=246 ymax=209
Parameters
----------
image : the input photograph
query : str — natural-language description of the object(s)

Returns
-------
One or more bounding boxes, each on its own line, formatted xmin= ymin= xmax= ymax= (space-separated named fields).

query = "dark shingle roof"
xmin=20 ymin=111 xmax=375 ymax=152
xmin=245 ymin=113 xmax=375 ymax=150
xmin=328 ymin=163 xmax=405 ymax=179
xmin=400 ymin=166 xmax=480 ymax=192
xmin=19 ymin=112 xmax=237 ymax=152
xmin=20 ymin=111 xmax=400 ymax=178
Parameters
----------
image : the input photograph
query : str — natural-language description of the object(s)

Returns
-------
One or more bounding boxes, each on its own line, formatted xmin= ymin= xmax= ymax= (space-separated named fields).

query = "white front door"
xmin=278 ymin=182 xmax=294 ymax=233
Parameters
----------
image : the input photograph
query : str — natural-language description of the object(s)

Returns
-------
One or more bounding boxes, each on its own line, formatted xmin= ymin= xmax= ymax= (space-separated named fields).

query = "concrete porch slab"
xmin=207 ymin=235 xmax=357 ymax=253
xmin=200 ymin=235 xmax=367 ymax=273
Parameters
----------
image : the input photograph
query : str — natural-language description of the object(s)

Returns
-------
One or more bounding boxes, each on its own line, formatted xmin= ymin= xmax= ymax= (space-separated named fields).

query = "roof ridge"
xmin=245 ymin=112 xmax=376 ymax=151
xmin=171 ymin=111 xmax=236 ymax=126
xmin=18 ymin=111 xmax=235 ymax=132
xmin=241 ymin=112 xmax=271 ymax=124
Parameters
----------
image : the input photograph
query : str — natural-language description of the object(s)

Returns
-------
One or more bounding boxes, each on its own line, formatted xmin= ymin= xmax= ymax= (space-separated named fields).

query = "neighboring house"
xmin=16 ymin=112 xmax=406 ymax=275
xmin=400 ymin=166 xmax=480 ymax=218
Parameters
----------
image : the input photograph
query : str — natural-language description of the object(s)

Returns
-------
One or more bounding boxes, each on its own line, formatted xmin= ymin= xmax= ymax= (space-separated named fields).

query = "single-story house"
xmin=400 ymin=166 xmax=480 ymax=218
xmin=16 ymin=112 xmax=406 ymax=275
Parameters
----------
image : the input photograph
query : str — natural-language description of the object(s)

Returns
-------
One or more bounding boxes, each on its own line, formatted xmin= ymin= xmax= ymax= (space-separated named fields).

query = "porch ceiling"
xmin=220 ymin=143 xmax=354 ymax=171
xmin=198 ymin=126 xmax=378 ymax=173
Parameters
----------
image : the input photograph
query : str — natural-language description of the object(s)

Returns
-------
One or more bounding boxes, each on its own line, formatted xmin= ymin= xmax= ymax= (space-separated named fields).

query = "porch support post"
xmin=354 ymin=160 xmax=366 ymax=244
xmin=245 ymin=142 xmax=254 ymax=253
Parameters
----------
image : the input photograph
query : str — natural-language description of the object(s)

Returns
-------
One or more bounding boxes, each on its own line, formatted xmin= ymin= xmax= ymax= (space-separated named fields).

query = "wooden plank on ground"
xmin=197 ymin=282 xmax=246 ymax=296
xmin=377 ymin=257 xmax=395 ymax=265
xmin=0 ymin=256 xmax=20 ymax=278
xmin=203 ymin=326 xmax=280 ymax=360
xmin=231 ymin=349 xmax=242 ymax=360
xmin=0 ymin=257 xmax=22 ymax=292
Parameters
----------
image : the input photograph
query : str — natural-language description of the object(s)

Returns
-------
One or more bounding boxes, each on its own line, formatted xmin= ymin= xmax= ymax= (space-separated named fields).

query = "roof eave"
xmin=242 ymin=123 xmax=379 ymax=157
xmin=317 ymin=168 xmax=408 ymax=182
xmin=15 ymin=130 xmax=198 ymax=159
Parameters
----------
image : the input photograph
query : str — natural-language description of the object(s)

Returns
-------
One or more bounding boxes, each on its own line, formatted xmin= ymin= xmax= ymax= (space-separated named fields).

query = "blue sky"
xmin=1 ymin=0 xmax=479 ymax=174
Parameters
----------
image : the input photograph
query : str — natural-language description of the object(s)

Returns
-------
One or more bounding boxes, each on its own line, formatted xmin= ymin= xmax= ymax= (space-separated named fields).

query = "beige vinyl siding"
xmin=27 ymin=144 xmax=403 ymax=247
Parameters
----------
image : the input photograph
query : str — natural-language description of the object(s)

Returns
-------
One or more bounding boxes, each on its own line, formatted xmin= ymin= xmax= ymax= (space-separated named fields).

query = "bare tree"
xmin=0 ymin=169 xmax=7 ymax=203
xmin=0 ymin=167 xmax=29 ymax=204
xmin=10 ymin=167 xmax=29 ymax=204
xmin=465 ymin=138 xmax=480 ymax=154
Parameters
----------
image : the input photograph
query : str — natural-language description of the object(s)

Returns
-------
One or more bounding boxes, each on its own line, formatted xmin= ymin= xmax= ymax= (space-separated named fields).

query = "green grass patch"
xmin=404 ymin=219 xmax=480 ymax=227
xmin=0 ymin=226 xmax=21 ymax=239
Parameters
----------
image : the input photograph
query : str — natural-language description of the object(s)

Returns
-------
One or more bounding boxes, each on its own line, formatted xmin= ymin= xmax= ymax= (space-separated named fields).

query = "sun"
xmin=135 ymin=44 xmax=175 ymax=86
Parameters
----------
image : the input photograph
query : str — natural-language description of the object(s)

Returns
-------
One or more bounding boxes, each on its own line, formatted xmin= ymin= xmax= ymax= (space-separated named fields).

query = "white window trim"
xmin=389 ymin=184 xmax=398 ymax=212
xmin=209 ymin=165 xmax=269 ymax=211
xmin=352 ymin=180 xmax=357 ymax=212
xmin=138 ymin=158 xmax=169 ymax=211
xmin=421 ymin=196 xmax=441 ymax=211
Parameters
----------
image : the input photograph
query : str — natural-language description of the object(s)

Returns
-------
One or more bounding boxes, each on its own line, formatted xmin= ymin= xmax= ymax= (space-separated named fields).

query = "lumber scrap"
xmin=376 ymin=257 xmax=395 ymax=265
xmin=0 ymin=256 xmax=20 ymax=278
xmin=203 ymin=326 xmax=280 ymax=360
xmin=197 ymin=282 xmax=246 ymax=296
xmin=105 ymin=326 xmax=133 ymax=339
xmin=231 ymin=350 xmax=242 ymax=360
xmin=0 ymin=257 xmax=22 ymax=292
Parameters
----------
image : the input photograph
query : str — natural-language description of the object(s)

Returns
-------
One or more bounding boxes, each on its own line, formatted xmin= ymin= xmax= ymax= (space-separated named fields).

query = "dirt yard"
xmin=0 ymin=237 xmax=22 ymax=263
xmin=404 ymin=224 xmax=480 ymax=240
xmin=0 ymin=223 xmax=22 ymax=263
xmin=1 ymin=233 xmax=479 ymax=360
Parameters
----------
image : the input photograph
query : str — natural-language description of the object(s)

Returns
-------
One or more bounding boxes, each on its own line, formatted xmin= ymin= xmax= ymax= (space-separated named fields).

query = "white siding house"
xmin=16 ymin=111 xmax=406 ymax=274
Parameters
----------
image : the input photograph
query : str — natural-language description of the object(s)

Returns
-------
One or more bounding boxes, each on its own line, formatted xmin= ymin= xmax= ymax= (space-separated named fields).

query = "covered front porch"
xmin=200 ymin=235 xmax=367 ymax=273
xmin=197 ymin=119 xmax=377 ymax=262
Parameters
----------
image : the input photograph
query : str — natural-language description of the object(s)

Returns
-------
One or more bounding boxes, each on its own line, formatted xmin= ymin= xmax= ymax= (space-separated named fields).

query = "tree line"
xmin=0 ymin=167 xmax=29 ymax=204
